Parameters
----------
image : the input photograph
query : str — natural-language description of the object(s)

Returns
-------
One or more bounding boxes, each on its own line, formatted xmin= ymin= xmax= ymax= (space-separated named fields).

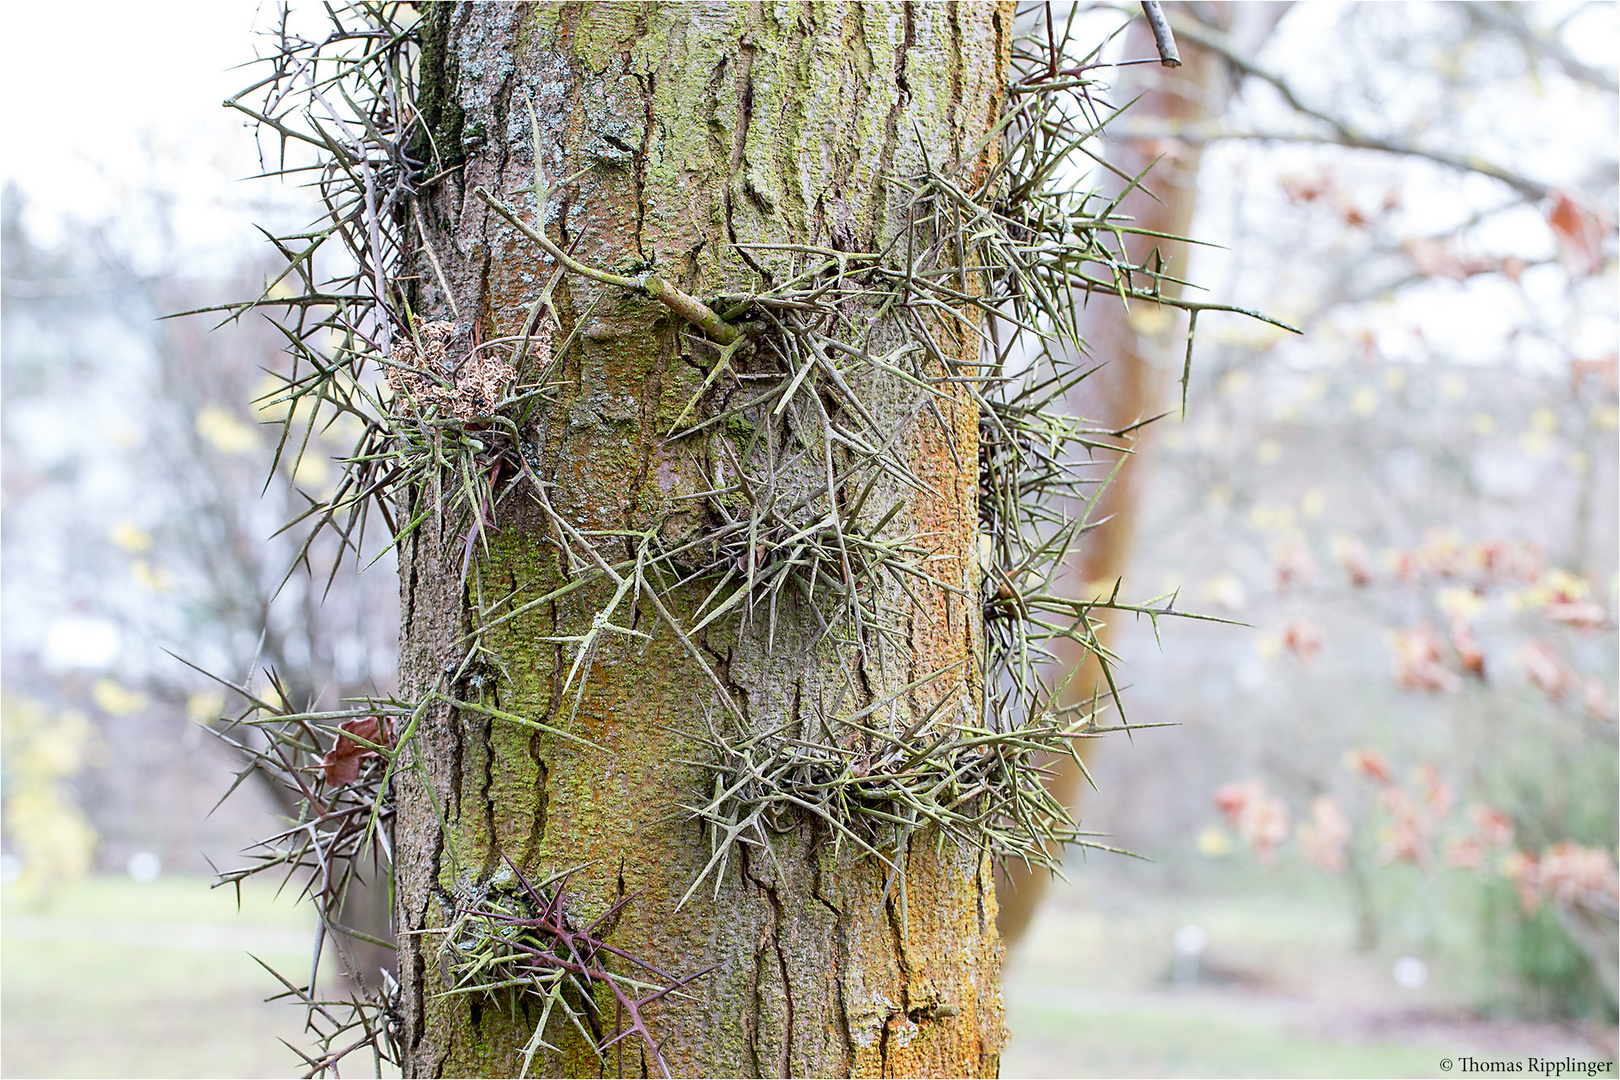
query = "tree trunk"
xmin=395 ymin=4 xmax=1011 ymax=1076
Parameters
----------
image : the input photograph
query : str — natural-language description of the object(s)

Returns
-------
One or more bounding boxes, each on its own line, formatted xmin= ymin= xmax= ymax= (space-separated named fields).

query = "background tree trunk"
xmin=993 ymin=1 xmax=1287 ymax=946
xmin=395 ymin=4 xmax=1012 ymax=1076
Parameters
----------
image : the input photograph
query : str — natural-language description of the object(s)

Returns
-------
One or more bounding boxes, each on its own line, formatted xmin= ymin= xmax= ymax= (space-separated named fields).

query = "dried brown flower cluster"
xmin=385 ymin=320 xmax=518 ymax=422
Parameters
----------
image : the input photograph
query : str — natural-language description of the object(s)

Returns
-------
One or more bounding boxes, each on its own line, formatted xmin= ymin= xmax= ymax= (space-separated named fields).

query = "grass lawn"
xmin=1002 ymin=995 xmax=1458 ymax=1079
xmin=1000 ymin=870 xmax=1616 ymax=1079
xmin=2 ymin=874 xmax=324 ymax=1079
xmin=3 ymin=870 xmax=1610 ymax=1078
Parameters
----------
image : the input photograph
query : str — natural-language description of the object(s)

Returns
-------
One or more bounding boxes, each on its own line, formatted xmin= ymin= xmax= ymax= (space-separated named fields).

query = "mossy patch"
xmin=409 ymin=3 xmax=469 ymax=180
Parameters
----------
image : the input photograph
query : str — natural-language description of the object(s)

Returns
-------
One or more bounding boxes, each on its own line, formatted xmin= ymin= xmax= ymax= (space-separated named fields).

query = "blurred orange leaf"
xmin=1445 ymin=835 xmax=1485 ymax=870
xmin=1500 ymin=850 xmax=1541 ymax=912
xmin=1547 ymin=190 xmax=1605 ymax=278
xmin=1375 ymin=786 xmax=1429 ymax=865
xmin=1405 ymin=236 xmax=1495 ymax=281
xmin=1545 ymin=599 xmax=1608 ymax=630
xmin=1280 ymin=170 xmax=1334 ymax=203
xmin=1449 ymin=619 xmax=1485 ymax=678
xmin=1332 ymin=534 xmax=1374 ymax=587
xmin=1275 ymin=541 xmax=1318 ymax=590
xmin=1298 ymin=795 xmax=1350 ymax=873
xmin=1241 ymin=795 xmax=1292 ymax=863
xmin=1344 ymin=748 xmax=1393 ymax=786
xmin=1281 ymin=619 xmax=1323 ymax=665
xmin=1570 ymin=354 xmax=1618 ymax=393
xmin=1467 ymin=804 xmax=1515 ymax=849
xmin=1537 ymin=842 xmax=1620 ymax=910
xmin=1516 ymin=640 xmax=1568 ymax=700
xmin=1214 ymin=780 xmax=1264 ymax=821
xmin=1414 ymin=764 xmax=1454 ymax=817
xmin=1390 ymin=623 xmax=1462 ymax=693
xmin=1582 ymin=678 xmax=1617 ymax=722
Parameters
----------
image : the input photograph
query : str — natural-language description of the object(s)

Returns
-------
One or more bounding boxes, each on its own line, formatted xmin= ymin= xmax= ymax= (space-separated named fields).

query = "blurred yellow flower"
xmin=2 ymin=698 xmax=102 ymax=897
xmin=195 ymin=405 xmax=260 ymax=456
xmin=1126 ymin=304 xmax=1174 ymax=335
xmin=1543 ymin=568 xmax=1590 ymax=600
xmin=1202 ymin=574 xmax=1248 ymax=612
xmin=1196 ymin=826 xmax=1232 ymax=857
xmin=109 ymin=423 xmax=144 ymax=448
xmin=252 ymin=373 xmax=292 ymax=420
xmin=1350 ymin=387 xmax=1378 ymax=417
xmin=129 ymin=560 xmax=171 ymax=592
xmin=1247 ymin=503 xmax=1295 ymax=532
xmin=109 ymin=521 xmax=152 ymax=553
xmin=1517 ymin=430 xmax=1552 ymax=459
xmin=1213 ymin=319 xmax=1292 ymax=350
xmin=186 ymin=691 xmax=226 ymax=724
xmin=293 ymin=454 xmax=332 ymax=490
xmin=1301 ymin=488 xmax=1326 ymax=519
xmin=92 ymin=679 xmax=148 ymax=716
xmin=1081 ymin=579 xmax=1116 ymax=602
xmin=1437 ymin=587 xmax=1486 ymax=623
xmin=325 ymin=411 xmax=366 ymax=446
xmin=258 ymin=681 xmax=290 ymax=712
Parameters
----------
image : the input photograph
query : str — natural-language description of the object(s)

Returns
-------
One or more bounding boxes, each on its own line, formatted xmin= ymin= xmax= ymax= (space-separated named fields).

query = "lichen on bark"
xmin=395 ymin=4 xmax=1013 ymax=1077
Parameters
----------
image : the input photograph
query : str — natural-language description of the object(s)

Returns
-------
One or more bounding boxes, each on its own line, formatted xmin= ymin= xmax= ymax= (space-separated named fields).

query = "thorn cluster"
xmin=437 ymin=858 xmax=714 ymax=1080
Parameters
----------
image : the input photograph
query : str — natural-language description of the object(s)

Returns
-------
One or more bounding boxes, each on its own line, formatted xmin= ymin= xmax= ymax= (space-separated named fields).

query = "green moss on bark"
xmin=408 ymin=2 xmax=468 ymax=181
xmin=397 ymin=5 xmax=1014 ymax=1076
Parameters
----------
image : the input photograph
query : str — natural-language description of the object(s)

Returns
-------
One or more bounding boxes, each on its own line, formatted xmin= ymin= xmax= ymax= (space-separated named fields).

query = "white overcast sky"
xmin=0 ymin=1 xmax=1611 ymax=363
xmin=0 ymin=0 xmax=295 ymax=267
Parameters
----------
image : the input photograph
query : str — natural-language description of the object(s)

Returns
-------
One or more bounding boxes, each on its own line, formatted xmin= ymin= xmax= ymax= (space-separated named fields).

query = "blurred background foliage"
xmin=0 ymin=1 xmax=1615 ymax=1076
xmin=1059 ymin=0 xmax=1618 ymax=1034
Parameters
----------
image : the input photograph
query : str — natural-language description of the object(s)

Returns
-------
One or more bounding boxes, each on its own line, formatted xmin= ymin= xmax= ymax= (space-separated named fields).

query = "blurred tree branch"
xmin=1160 ymin=11 xmax=1555 ymax=201
xmin=1463 ymin=1 xmax=1619 ymax=94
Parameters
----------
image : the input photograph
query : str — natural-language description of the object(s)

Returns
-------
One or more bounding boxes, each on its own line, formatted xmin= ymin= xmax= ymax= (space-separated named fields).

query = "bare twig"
xmin=1140 ymin=1 xmax=1182 ymax=67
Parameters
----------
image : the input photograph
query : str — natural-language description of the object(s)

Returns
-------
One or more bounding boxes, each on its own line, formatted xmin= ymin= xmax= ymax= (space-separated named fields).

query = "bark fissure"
xmin=479 ymin=707 xmax=498 ymax=879
xmin=773 ymin=903 xmax=794 ymax=1078
xmin=873 ymin=3 xmax=917 ymax=246
xmin=724 ymin=36 xmax=767 ymax=280
xmin=633 ymin=72 xmax=653 ymax=264
xmin=448 ymin=688 xmax=465 ymax=825
xmin=947 ymin=2 xmax=965 ymax=151
xmin=397 ymin=5 xmax=1011 ymax=1075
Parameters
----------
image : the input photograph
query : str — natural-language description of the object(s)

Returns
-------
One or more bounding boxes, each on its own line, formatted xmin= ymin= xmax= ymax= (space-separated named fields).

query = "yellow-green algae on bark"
xmin=395 ymin=4 xmax=1013 ymax=1076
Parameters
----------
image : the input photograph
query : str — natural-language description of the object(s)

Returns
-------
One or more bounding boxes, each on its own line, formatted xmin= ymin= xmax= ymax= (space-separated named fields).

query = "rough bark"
xmin=395 ymin=4 xmax=1012 ymax=1076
